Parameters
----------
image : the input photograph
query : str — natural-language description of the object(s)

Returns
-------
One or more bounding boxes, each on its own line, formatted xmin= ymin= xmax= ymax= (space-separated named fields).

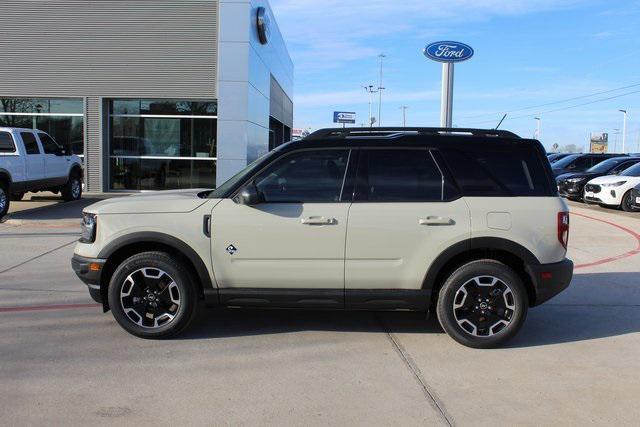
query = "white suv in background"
xmin=584 ymin=162 xmax=640 ymax=211
xmin=0 ymin=127 xmax=83 ymax=218
xmin=72 ymin=127 xmax=573 ymax=348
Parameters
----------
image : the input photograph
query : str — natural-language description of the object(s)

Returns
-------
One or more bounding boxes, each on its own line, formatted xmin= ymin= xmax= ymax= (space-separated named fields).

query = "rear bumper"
xmin=71 ymin=254 xmax=106 ymax=288
xmin=527 ymin=258 xmax=573 ymax=306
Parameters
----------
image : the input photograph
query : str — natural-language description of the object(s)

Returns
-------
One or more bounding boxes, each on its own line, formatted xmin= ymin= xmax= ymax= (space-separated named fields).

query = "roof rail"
xmin=304 ymin=127 xmax=520 ymax=140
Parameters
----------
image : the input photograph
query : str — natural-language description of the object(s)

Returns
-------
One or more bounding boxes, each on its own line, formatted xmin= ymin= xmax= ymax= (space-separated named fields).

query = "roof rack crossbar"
xmin=305 ymin=127 xmax=520 ymax=140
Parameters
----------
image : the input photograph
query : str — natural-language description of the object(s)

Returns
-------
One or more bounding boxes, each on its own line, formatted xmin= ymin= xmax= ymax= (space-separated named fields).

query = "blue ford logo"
xmin=423 ymin=41 xmax=474 ymax=63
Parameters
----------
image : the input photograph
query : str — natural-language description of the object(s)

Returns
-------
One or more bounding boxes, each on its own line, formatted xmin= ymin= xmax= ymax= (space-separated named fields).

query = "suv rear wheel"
xmin=108 ymin=251 xmax=198 ymax=339
xmin=436 ymin=260 xmax=528 ymax=348
xmin=0 ymin=182 xmax=9 ymax=219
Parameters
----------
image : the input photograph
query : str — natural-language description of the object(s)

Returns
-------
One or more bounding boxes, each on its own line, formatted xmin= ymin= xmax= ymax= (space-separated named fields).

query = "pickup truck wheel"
xmin=108 ymin=252 xmax=198 ymax=339
xmin=436 ymin=260 xmax=528 ymax=349
xmin=61 ymin=172 xmax=82 ymax=201
xmin=0 ymin=183 xmax=9 ymax=219
xmin=11 ymin=192 xmax=25 ymax=201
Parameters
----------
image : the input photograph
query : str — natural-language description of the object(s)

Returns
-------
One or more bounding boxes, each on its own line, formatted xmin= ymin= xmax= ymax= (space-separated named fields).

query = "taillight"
xmin=557 ymin=211 xmax=570 ymax=250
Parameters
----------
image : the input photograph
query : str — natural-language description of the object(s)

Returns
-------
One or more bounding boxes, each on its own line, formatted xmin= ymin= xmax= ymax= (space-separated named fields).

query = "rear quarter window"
xmin=440 ymin=145 xmax=552 ymax=197
xmin=0 ymin=132 xmax=16 ymax=153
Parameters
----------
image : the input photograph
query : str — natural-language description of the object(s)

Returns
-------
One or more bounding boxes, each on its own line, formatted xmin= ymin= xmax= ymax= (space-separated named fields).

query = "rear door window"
xmin=354 ymin=149 xmax=449 ymax=202
xmin=440 ymin=146 xmax=552 ymax=196
xmin=0 ymin=132 xmax=16 ymax=153
xmin=20 ymin=132 xmax=41 ymax=155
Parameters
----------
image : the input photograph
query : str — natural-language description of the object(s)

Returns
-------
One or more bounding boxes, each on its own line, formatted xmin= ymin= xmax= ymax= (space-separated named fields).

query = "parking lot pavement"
xmin=0 ymin=201 xmax=639 ymax=425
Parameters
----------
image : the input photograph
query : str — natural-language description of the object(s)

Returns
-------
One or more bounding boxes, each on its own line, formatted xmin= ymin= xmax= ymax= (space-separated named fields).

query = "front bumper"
xmin=557 ymin=181 xmax=585 ymax=199
xmin=527 ymin=258 xmax=573 ymax=306
xmin=71 ymin=254 xmax=106 ymax=288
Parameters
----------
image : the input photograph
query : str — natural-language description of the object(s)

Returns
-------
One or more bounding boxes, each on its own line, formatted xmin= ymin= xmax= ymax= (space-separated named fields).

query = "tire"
xmin=11 ymin=192 xmax=25 ymax=201
xmin=620 ymin=190 xmax=634 ymax=212
xmin=436 ymin=259 xmax=528 ymax=349
xmin=107 ymin=251 xmax=198 ymax=339
xmin=0 ymin=182 xmax=9 ymax=220
xmin=61 ymin=171 xmax=82 ymax=201
xmin=88 ymin=287 xmax=102 ymax=304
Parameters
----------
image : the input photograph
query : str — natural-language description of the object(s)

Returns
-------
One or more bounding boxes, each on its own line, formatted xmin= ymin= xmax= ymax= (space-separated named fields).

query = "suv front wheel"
xmin=108 ymin=251 xmax=198 ymax=338
xmin=436 ymin=260 xmax=528 ymax=349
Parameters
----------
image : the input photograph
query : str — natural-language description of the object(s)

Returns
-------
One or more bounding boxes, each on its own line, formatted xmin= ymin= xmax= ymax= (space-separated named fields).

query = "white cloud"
xmin=271 ymin=0 xmax=587 ymax=71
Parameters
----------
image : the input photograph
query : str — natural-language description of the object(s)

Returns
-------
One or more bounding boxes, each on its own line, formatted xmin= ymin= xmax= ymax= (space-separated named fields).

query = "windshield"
xmin=208 ymin=149 xmax=281 ymax=198
xmin=552 ymin=154 xmax=580 ymax=169
xmin=620 ymin=163 xmax=640 ymax=177
xmin=585 ymin=158 xmax=625 ymax=174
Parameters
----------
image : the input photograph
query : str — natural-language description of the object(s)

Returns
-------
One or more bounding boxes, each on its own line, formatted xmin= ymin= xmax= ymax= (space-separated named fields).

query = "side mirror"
xmin=56 ymin=147 xmax=67 ymax=156
xmin=234 ymin=182 xmax=262 ymax=205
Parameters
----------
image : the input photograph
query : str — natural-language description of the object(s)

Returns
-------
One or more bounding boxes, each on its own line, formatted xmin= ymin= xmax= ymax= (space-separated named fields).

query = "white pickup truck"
xmin=0 ymin=127 xmax=83 ymax=218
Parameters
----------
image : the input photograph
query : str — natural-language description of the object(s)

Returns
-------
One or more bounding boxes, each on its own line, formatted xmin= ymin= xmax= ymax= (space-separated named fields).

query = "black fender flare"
xmin=422 ymin=237 xmax=540 ymax=290
xmin=98 ymin=231 xmax=215 ymax=292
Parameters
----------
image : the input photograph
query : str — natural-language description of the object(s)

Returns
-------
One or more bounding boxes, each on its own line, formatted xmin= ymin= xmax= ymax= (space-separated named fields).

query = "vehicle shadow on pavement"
xmin=181 ymin=272 xmax=640 ymax=347
xmin=180 ymin=309 xmax=443 ymax=340
xmin=6 ymin=198 xmax=98 ymax=222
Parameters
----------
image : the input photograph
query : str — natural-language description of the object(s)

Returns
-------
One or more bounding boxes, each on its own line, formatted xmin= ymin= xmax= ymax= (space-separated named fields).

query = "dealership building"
xmin=0 ymin=0 xmax=293 ymax=192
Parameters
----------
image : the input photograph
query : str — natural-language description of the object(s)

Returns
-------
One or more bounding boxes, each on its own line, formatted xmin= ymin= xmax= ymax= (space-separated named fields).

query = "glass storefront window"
xmin=108 ymin=99 xmax=217 ymax=191
xmin=0 ymin=97 xmax=84 ymax=156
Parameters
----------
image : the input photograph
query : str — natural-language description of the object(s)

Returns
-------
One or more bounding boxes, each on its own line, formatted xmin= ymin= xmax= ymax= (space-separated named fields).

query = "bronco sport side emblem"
xmin=226 ymin=244 xmax=237 ymax=255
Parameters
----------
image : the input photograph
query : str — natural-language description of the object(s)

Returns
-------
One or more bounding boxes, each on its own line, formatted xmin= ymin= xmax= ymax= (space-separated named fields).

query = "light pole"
xmin=377 ymin=53 xmax=386 ymax=127
xmin=619 ymin=109 xmax=627 ymax=153
xmin=534 ymin=117 xmax=541 ymax=140
xmin=363 ymin=85 xmax=378 ymax=127
xmin=612 ymin=128 xmax=620 ymax=153
xmin=400 ymin=106 xmax=408 ymax=127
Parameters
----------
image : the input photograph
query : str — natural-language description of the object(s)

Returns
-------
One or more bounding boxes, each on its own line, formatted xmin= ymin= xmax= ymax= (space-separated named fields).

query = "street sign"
xmin=333 ymin=111 xmax=356 ymax=124
xmin=423 ymin=41 xmax=474 ymax=63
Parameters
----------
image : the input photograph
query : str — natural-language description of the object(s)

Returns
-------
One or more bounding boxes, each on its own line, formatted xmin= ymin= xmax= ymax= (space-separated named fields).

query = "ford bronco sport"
xmin=72 ymin=128 xmax=573 ymax=348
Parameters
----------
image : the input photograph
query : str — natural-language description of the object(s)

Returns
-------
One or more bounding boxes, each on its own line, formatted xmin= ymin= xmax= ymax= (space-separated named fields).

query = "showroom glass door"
xmin=108 ymin=99 xmax=217 ymax=191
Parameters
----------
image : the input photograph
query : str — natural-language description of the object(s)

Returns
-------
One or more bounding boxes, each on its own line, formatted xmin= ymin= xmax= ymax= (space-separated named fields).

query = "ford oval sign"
xmin=423 ymin=41 xmax=474 ymax=63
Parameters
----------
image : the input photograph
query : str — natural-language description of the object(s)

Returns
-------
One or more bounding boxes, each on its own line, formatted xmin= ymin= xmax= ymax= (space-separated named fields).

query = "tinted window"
xmin=552 ymin=154 xmax=580 ymax=169
xmin=440 ymin=146 xmax=551 ymax=196
xmin=571 ymin=156 xmax=593 ymax=169
xmin=38 ymin=133 xmax=61 ymax=154
xmin=0 ymin=132 xmax=15 ymax=153
xmin=586 ymin=158 xmax=626 ymax=174
xmin=355 ymin=149 xmax=444 ymax=202
xmin=254 ymin=149 xmax=349 ymax=202
xmin=610 ymin=160 xmax=640 ymax=174
xmin=621 ymin=163 xmax=640 ymax=177
xmin=21 ymin=132 xmax=40 ymax=155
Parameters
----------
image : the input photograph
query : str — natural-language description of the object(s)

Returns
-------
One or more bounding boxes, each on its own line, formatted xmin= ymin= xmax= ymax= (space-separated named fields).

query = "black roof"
xmin=282 ymin=127 xmax=534 ymax=152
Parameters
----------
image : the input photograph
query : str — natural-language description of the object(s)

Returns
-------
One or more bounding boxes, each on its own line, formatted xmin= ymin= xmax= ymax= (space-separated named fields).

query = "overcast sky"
xmin=270 ymin=0 xmax=640 ymax=152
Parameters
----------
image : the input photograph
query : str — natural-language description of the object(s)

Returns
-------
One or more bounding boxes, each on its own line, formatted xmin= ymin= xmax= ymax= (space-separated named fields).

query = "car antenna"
xmin=494 ymin=113 xmax=507 ymax=130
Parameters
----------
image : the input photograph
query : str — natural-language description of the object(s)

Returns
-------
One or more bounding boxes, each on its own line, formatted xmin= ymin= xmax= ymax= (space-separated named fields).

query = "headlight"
xmin=566 ymin=177 xmax=586 ymax=183
xmin=601 ymin=181 xmax=627 ymax=187
xmin=80 ymin=212 xmax=97 ymax=243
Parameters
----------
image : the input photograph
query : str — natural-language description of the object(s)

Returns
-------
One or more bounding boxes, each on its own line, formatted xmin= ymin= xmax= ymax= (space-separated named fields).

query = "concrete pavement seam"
xmin=376 ymin=315 xmax=454 ymax=427
xmin=0 ymin=239 xmax=77 ymax=275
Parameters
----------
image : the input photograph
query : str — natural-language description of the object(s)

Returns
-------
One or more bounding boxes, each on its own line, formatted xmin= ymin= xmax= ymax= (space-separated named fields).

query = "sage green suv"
xmin=72 ymin=128 xmax=573 ymax=348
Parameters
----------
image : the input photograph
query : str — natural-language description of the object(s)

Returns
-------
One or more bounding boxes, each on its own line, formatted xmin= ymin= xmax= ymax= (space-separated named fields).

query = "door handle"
xmin=301 ymin=216 xmax=336 ymax=225
xmin=419 ymin=216 xmax=454 ymax=226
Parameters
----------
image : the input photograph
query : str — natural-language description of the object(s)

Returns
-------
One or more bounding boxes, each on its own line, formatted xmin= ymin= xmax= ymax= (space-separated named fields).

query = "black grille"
xmin=585 ymin=184 xmax=601 ymax=193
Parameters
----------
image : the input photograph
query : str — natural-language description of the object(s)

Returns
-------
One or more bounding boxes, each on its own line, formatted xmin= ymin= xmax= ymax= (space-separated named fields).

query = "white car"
xmin=0 ymin=127 xmax=83 ymax=218
xmin=583 ymin=162 xmax=640 ymax=211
